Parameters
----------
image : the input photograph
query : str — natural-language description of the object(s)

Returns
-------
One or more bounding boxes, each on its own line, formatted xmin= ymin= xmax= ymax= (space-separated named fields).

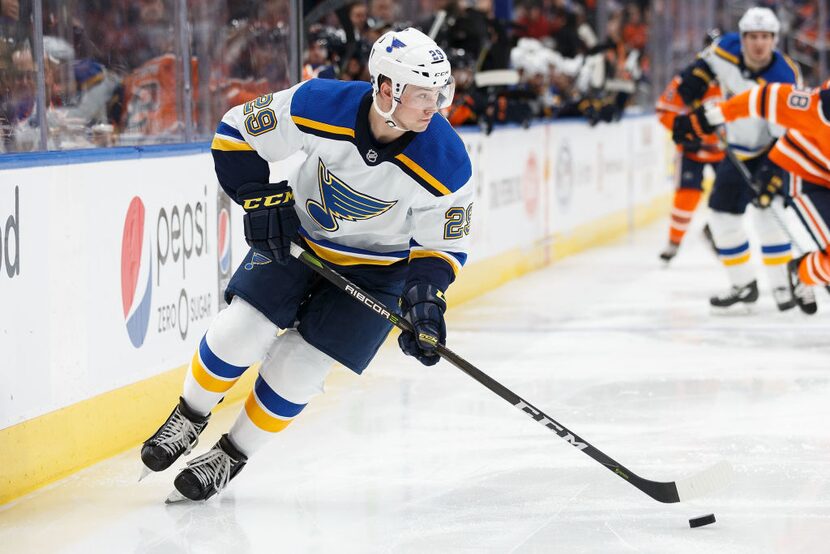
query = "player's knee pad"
xmin=205 ymin=296 xmax=278 ymax=367
xmin=258 ymin=329 xmax=335 ymax=405
xmin=707 ymin=210 xmax=747 ymax=248
xmin=751 ymin=204 xmax=790 ymax=245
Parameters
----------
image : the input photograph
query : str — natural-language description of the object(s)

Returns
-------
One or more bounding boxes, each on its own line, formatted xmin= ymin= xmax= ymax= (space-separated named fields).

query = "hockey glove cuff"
xmin=236 ymin=181 xmax=300 ymax=264
xmin=672 ymin=106 xmax=715 ymax=148
xmin=398 ymin=284 xmax=447 ymax=366
xmin=751 ymin=162 xmax=786 ymax=209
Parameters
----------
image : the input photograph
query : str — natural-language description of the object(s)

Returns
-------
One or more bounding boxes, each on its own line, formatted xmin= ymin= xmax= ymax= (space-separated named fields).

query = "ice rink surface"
xmin=2 ymin=217 xmax=830 ymax=554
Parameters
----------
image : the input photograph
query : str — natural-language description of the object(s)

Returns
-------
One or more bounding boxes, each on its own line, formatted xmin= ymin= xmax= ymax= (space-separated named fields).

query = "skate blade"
xmin=709 ymin=303 xmax=755 ymax=316
xmin=164 ymin=490 xmax=191 ymax=504
xmin=138 ymin=466 xmax=152 ymax=482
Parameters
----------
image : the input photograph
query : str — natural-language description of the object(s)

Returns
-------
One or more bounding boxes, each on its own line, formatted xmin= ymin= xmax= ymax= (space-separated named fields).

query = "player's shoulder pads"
xmin=763 ymin=52 xmax=801 ymax=84
xmin=712 ymin=33 xmax=741 ymax=65
xmin=393 ymin=115 xmax=472 ymax=197
xmin=290 ymin=79 xmax=372 ymax=140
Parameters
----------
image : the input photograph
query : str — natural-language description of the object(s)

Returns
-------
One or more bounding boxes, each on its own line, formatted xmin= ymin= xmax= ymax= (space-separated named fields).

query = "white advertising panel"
xmin=0 ymin=117 xmax=669 ymax=429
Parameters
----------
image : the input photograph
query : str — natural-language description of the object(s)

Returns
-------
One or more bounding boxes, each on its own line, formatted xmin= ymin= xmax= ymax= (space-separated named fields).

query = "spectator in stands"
xmin=369 ymin=0 xmax=397 ymax=26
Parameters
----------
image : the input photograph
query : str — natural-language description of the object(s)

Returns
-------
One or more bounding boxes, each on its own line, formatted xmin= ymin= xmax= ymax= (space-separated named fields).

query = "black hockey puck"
xmin=689 ymin=513 xmax=716 ymax=528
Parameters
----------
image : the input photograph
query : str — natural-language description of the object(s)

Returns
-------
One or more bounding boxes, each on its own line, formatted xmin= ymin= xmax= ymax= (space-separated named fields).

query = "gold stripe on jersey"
xmin=303 ymin=238 xmax=402 ymax=266
xmin=714 ymin=47 xmax=739 ymax=65
xmin=211 ymin=135 xmax=255 ymax=151
xmin=782 ymin=54 xmax=802 ymax=84
xmin=409 ymin=249 xmax=462 ymax=275
xmin=394 ymin=153 xmax=452 ymax=196
xmin=291 ymin=116 xmax=355 ymax=138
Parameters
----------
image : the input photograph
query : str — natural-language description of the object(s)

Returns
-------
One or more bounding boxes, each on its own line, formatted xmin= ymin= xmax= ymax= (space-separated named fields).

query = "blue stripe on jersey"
xmin=216 ymin=121 xmax=244 ymax=141
xmin=717 ymin=242 xmax=750 ymax=256
xmin=199 ymin=335 xmax=248 ymax=379
xmin=761 ymin=243 xmax=791 ymax=254
xmin=446 ymin=251 xmax=468 ymax=266
xmin=254 ymin=376 xmax=306 ymax=418
xmin=298 ymin=227 xmax=410 ymax=259
xmin=290 ymin=79 xmax=369 ymax=131
xmin=402 ymin=116 xmax=472 ymax=195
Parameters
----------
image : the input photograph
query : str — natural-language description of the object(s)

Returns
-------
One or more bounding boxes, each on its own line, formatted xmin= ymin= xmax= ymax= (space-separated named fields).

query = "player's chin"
xmin=412 ymin=118 xmax=432 ymax=132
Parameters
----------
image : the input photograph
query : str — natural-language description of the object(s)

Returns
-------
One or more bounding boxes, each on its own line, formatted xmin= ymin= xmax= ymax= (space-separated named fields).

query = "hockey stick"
xmin=289 ymin=242 xmax=733 ymax=504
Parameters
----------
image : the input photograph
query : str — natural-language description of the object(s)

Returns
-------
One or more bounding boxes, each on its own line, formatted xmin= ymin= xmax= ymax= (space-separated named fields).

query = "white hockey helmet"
xmin=368 ymin=27 xmax=454 ymax=127
xmin=738 ymin=7 xmax=780 ymax=36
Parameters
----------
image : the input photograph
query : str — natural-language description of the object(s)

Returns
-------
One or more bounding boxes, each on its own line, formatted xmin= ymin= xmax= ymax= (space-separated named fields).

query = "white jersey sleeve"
xmin=212 ymin=83 xmax=305 ymax=162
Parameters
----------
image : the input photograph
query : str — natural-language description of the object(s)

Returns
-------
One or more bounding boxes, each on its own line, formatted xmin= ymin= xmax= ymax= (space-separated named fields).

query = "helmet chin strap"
xmin=372 ymin=93 xmax=411 ymax=132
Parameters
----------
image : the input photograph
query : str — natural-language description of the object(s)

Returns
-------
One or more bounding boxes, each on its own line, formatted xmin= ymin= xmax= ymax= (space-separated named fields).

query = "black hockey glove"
xmin=751 ymin=160 xmax=786 ymax=209
xmin=398 ymin=284 xmax=447 ymax=366
xmin=676 ymin=62 xmax=714 ymax=106
xmin=672 ymin=106 xmax=715 ymax=148
xmin=236 ymin=180 xmax=300 ymax=264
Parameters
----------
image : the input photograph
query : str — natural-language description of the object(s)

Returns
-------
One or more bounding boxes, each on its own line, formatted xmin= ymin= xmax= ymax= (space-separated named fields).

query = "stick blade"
xmin=674 ymin=460 xmax=734 ymax=502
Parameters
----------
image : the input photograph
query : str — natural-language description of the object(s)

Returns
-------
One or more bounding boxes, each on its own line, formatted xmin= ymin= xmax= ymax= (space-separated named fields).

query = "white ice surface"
xmin=3 ymin=217 xmax=830 ymax=554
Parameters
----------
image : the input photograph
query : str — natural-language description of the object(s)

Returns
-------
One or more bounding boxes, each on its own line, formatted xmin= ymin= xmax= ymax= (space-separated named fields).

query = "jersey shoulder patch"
xmin=394 ymin=116 xmax=472 ymax=197
xmin=290 ymin=79 xmax=371 ymax=139
xmin=712 ymin=33 xmax=741 ymax=65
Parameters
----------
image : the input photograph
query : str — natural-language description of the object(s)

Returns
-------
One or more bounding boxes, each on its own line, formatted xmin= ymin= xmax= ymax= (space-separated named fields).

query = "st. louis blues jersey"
xmin=211 ymin=79 xmax=473 ymax=292
xmin=695 ymin=32 xmax=801 ymax=158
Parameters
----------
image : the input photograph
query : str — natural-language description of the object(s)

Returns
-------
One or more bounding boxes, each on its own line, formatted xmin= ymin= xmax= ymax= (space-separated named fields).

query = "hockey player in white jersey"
xmin=672 ymin=7 xmax=802 ymax=312
xmin=139 ymin=28 xmax=473 ymax=501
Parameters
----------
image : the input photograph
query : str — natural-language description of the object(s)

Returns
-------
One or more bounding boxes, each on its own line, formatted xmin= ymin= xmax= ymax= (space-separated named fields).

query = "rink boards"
xmin=0 ymin=115 xmax=671 ymax=503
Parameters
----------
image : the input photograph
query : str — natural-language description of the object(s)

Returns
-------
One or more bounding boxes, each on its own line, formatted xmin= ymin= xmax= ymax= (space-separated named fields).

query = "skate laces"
xmin=185 ymin=447 xmax=234 ymax=492
xmin=152 ymin=410 xmax=200 ymax=456
xmin=792 ymin=278 xmax=816 ymax=303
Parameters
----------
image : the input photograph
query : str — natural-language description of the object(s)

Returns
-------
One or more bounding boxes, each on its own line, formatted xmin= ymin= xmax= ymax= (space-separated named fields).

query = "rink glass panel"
xmin=186 ymin=0 xmax=293 ymax=141
xmin=0 ymin=0 xmax=36 ymax=153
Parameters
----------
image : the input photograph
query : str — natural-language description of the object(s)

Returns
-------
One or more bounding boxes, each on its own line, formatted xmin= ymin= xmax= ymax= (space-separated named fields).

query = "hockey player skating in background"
xmin=672 ymin=7 xmax=802 ymax=312
xmin=655 ymin=72 xmax=724 ymax=263
xmin=678 ymin=79 xmax=830 ymax=315
xmin=140 ymin=28 xmax=473 ymax=502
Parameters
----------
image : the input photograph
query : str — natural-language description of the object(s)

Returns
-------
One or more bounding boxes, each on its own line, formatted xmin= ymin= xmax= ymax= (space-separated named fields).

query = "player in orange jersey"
xmin=682 ymin=81 xmax=830 ymax=314
xmin=656 ymin=75 xmax=724 ymax=263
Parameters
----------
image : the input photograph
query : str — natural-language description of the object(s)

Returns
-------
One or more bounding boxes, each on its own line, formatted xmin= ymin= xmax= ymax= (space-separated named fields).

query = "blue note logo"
xmin=385 ymin=37 xmax=407 ymax=53
xmin=306 ymin=158 xmax=396 ymax=232
xmin=244 ymin=251 xmax=272 ymax=270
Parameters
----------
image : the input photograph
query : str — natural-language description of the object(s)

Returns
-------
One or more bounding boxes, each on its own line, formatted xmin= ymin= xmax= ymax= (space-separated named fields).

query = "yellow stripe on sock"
xmin=191 ymin=352 xmax=238 ymax=393
xmin=762 ymin=254 xmax=792 ymax=265
xmin=722 ymin=253 xmax=751 ymax=266
xmin=244 ymin=393 xmax=293 ymax=432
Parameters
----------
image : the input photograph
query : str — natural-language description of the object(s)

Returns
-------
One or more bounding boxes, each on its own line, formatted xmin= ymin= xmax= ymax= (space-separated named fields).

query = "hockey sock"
xmin=760 ymin=243 xmax=793 ymax=289
xmin=229 ymin=329 xmax=334 ymax=457
xmin=709 ymin=211 xmax=755 ymax=286
xmin=799 ymin=249 xmax=830 ymax=285
xmin=753 ymin=208 xmax=793 ymax=290
xmin=183 ymin=296 xmax=278 ymax=416
xmin=669 ymin=188 xmax=703 ymax=245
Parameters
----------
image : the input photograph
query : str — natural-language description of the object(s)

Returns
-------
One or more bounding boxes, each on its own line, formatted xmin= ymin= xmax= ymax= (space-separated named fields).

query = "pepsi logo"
xmin=217 ymin=208 xmax=231 ymax=274
xmin=121 ymin=197 xmax=153 ymax=348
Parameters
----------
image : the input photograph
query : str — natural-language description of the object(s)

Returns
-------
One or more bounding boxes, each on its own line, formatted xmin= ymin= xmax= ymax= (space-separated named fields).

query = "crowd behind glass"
xmin=0 ymin=0 xmax=826 ymax=154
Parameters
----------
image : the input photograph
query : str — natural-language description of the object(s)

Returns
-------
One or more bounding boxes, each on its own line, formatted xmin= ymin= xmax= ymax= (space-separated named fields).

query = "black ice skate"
xmin=787 ymin=257 xmax=818 ymax=315
xmin=771 ymin=286 xmax=796 ymax=312
xmin=140 ymin=397 xmax=210 ymax=479
xmin=659 ymin=241 xmax=680 ymax=263
xmin=709 ymin=280 xmax=759 ymax=311
xmin=166 ymin=434 xmax=247 ymax=503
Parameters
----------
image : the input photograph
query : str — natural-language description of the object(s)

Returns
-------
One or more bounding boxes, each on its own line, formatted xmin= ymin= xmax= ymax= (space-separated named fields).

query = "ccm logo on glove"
xmin=241 ymin=190 xmax=294 ymax=211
